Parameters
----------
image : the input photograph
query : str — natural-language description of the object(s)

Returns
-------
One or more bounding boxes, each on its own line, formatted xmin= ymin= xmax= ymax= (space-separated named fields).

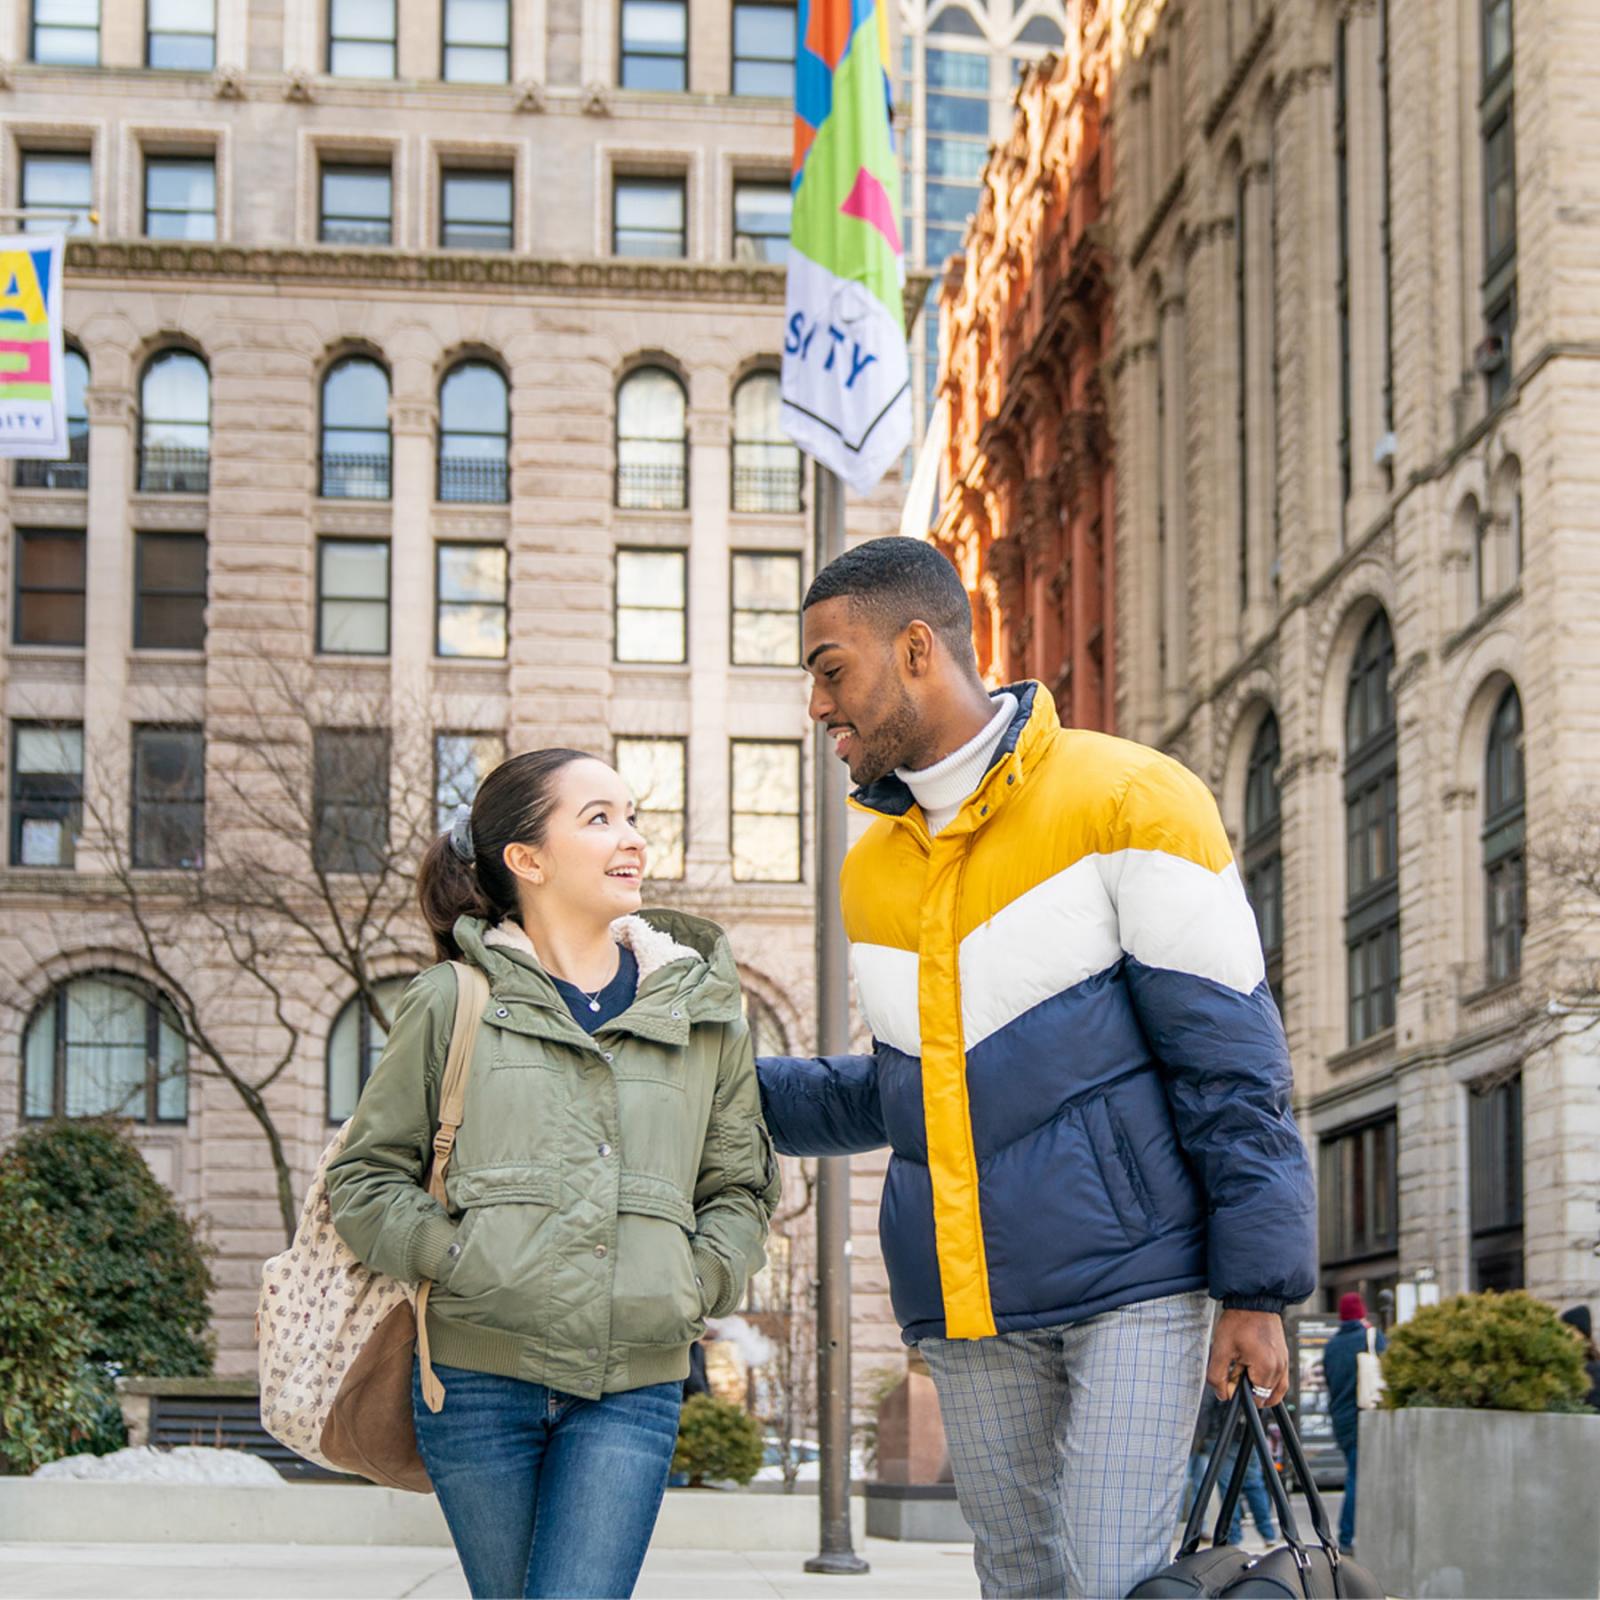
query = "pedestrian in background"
xmin=1320 ymin=1292 xmax=1385 ymax=1556
xmin=1560 ymin=1306 xmax=1600 ymax=1410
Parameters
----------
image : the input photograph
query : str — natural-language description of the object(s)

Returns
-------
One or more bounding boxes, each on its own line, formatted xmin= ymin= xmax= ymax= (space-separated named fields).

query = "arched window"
xmin=327 ymin=975 xmax=412 ymax=1123
xmin=1483 ymin=685 xmax=1525 ymax=984
xmin=1243 ymin=711 xmax=1283 ymax=1011
xmin=615 ymin=366 xmax=687 ymax=510
xmin=438 ymin=361 xmax=509 ymax=503
xmin=731 ymin=371 xmax=800 ymax=513
xmin=929 ymin=6 xmax=983 ymax=36
xmin=1344 ymin=611 xmax=1399 ymax=1044
xmin=1014 ymin=15 xmax=1063 ymax=48
xmin=138 ymin=350 xmax=210 ymax=493
xmin=22 ymin=972 xmax=187 ymax=1123
xmin=321 ymin=356 xmax=392 ymax=500
xmin=17 ymin=345 xmax=89 ymax=489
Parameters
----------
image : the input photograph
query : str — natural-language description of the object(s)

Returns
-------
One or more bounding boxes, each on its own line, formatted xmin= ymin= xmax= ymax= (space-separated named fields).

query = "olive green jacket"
xmin=325 ymin=911 xmax=781 ymax=1400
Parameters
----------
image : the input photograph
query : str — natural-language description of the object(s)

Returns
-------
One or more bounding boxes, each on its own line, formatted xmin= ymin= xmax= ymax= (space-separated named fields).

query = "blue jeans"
xmin=1338 ymin=1437 xmax=1358 ymax=1549
xmin=411 ymin=1360 xmax=682 ymax=1599
xmin=1188 ymin=1444 xmax=1277 ymax=1543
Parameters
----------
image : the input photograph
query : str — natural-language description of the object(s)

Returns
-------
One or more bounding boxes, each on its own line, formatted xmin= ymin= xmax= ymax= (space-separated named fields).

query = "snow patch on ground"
xmin=33 ymin=1446 xmax=286 ymax=1486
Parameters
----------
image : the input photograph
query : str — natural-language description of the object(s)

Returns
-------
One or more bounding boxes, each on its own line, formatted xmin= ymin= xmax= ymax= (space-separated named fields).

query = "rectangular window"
xmin=320 ymin=163 xmax=392 ymax=246
xmin=441 ymin=169 xmax=513 ymax=251
xmin=13 ymin=528 xmax=85 ymax=646
xmin=329 ymin=0 xmax=396 ymax=77
xmin=733 ymin=181 xmax=792 ymax=265
xmin=731 ymin=739 xmax=801 ymax=882
xmin=613 ymin=175 xmax=685 ymax=258
xmin=436 ymin=542 xmax=508 ymax=658
xmin=148 ymin=0 xmax=215 ymax=69
xmin=620 ymin=0 xmax=686 ymax=91
xmin=132 ymin=724 xmax=204 ymax=870
xmin=443 ymin=0 xmax=510 ymax=83
xmin=732 ymin=1 xmax=796 ymax=98
xmin=313 ymin=727 xmax=390 ymax=873
xmin=144 ymin=155 xmax=216 ymax=241
xmin=10 ymin=722 xmax=83 ymax=867
xmin=20 ymin=151 xmax=94 ymax=236
xmin=32 ymin=0 xmax=99 ymax=65
xmin=1346 ymin=920 xmax=1399 ymax=1044
xmin=434 ymin=731 xmax=506 ymax=831
xmin=317 ymin=538 xmax=390 ymax=655
xmin=731 ymin=552 xmax=801 ymax=666
xmin=1482 ymin=113 xmax=1516 ymax=271
xmin=1468 ymin=1074 xmax=1524 ymax=1291
xmin=134 ymin=532 xmax=207 ymax=650
xmin=615 ymin=548 xmax=686 ymax=663
xmin=615 ymin=736 xmax=686 ymax=880
xmin=1482 ymin=0 xmax=1512 ymax=84
xmin=1318 ymin=1115 xmax=1398 ymax=1268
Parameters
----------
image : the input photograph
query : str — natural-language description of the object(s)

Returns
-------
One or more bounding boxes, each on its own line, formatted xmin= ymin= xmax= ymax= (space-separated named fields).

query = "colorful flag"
xmin=0 ymin=234 xmax=68 ymax=459
xmin=782 ymin=0 xmax=910 ymax=496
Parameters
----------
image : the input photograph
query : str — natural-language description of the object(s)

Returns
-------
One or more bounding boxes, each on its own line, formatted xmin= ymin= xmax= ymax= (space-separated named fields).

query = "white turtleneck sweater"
xmin=895 ymin=693 xmax=1019 ymax=837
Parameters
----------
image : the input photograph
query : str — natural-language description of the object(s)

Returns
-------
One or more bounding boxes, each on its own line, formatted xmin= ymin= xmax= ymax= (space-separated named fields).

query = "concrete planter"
xmin=1361 ymin=1406 xmax=1600 ymax=1598
xmin=0 ymin=1481 xmax=864 ymax=1550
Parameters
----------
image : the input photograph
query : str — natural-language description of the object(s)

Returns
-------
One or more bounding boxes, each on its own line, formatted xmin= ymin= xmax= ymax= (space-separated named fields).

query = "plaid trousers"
xmin=919 ymin=1291 xmax=1214 ymax=1600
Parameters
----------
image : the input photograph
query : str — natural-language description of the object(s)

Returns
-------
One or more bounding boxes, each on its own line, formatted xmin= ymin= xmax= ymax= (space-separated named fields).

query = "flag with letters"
xmin=0 ymin=233 xmax=68 ymax=459
xmin=782 ymin=0 xmax=909 ymax=496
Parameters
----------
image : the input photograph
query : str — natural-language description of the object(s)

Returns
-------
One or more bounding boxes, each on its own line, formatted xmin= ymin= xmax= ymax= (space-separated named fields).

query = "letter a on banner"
xmin=0 ymin=233 xmax=68 ymax=459
xmin=782 ymin=0 xmax=910 ymax=496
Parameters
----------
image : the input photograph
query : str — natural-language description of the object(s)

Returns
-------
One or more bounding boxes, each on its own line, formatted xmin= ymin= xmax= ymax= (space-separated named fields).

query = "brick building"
xmin=929 ymin=4 xmax=1117 ymax=731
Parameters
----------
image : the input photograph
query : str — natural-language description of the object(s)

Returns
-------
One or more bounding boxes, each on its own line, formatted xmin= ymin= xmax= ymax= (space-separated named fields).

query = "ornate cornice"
xmin=65 ymin=240 xmax=791 ymax=304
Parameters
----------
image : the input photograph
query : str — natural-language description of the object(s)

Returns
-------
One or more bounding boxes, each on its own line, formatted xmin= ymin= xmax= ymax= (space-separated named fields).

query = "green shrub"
xmin=1382 ymin=1290 xmax=1589 ymax=1413
xmin=0 ymin=1167 xmax=102 ymax=1473
xmin=672 ymin=1394 xmax=765 ymax=1486
xmin=2 ymin=1119 xmax=214 ymax=1378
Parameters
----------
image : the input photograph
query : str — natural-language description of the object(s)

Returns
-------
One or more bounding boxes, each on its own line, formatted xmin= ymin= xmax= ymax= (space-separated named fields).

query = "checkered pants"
xmin=919 ymin=1291 xmax=1213 ymax=1600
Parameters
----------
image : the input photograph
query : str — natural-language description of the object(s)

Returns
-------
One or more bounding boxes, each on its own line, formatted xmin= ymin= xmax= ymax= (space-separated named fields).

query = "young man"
xmin=757 ymin=538 xmax=1316 ymax=1599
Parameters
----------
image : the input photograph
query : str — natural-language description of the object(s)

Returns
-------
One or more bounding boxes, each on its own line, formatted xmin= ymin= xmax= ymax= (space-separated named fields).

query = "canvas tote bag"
xmin=1355 ymin=1325 xmax=1386 ymax=1411
xmin=257 ymin=961 xmax=489 ymax=1491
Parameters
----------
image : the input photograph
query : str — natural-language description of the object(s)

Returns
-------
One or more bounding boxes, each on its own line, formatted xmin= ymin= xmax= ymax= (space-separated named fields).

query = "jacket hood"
xmin=451 ymin=909 xmax=744 ymax=1027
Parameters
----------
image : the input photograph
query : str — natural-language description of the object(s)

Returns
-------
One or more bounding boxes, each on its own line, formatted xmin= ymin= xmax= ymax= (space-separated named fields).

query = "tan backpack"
xmin=257 ymin=961 xmax=488 ymax=1491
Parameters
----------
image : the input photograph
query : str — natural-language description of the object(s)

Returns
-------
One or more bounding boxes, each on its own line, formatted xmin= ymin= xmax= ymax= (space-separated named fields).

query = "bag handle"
xmin=1266 ymin=1384 xmax=1342 ymax=1561
xmin=1366 ymin=1324 xmax=1377 ymax=1358
xmin=1176 ymin=1385 xmax=1246 ymax=1557
xmin=415 ymin=961 xmax=491 ymax=1415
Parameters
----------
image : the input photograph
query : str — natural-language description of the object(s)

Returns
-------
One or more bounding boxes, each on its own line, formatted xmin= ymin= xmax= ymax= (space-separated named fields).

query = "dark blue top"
xmin=550 ymin=945 xmax=639 ymax=1035
xmin=1321 ymin=1319 xmax=1386 ymax=1445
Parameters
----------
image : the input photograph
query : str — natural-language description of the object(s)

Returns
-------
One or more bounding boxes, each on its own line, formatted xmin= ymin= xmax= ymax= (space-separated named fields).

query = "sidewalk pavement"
xmin=0 ymin=1539 xmax=981 ymax=1599
xmin=0 ymin=1495 xmax=1339 ymax=1599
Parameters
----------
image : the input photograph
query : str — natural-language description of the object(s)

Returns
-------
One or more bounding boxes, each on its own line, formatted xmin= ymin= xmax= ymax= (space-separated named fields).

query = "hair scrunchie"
xmin=448 ymin=807 xmax=475 ymax=865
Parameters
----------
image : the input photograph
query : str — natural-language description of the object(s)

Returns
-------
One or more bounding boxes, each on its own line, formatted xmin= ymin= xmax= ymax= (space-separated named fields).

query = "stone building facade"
xmin=0 ymin=0 xmax=909 ymax=1390
xmin=1107 ymin=0 xmax=1600 ymax=1315
xmin=929 ymin=6 xmax=1117 ymax=731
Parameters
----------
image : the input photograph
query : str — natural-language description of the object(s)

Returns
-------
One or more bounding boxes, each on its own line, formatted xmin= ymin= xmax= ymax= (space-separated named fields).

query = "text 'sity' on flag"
xmin=781 ymin=0 xmax=910 ymax=497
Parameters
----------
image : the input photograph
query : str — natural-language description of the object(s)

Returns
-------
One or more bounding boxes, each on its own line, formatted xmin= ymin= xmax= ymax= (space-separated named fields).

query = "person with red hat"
xmin=1319 ymin=1292 xmax=1386 ymax=1554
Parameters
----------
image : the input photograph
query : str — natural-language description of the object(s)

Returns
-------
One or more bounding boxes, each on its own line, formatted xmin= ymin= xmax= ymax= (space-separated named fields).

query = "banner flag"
xmin=782 ymin=0 xmax=910 ymax=496
xmin=0 ymin=233 xmax=68 ymax=460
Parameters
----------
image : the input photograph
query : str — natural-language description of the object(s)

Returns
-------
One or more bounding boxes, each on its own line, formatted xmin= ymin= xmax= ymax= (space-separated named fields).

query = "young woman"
xmin=327 ymin=748 xmax=780 ymax=1599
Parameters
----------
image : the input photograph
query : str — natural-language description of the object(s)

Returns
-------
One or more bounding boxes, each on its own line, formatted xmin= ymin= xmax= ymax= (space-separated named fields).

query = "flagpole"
xmin=805 ymin=460 xmax=869 ymax=1575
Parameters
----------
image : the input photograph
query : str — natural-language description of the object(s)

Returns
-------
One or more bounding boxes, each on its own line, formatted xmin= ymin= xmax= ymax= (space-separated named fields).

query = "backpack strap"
xmin=416 ymin=960 xmax=491 ymax=1414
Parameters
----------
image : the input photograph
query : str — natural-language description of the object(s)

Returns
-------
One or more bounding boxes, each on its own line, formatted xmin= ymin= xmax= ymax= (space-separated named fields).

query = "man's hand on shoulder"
xmin=1206 ymin=1308 xmax=1290 ymax=1405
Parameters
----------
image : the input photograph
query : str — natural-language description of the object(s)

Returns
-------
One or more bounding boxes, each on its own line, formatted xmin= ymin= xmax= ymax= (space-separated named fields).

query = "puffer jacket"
xmin=326 ymin=911 xmax=781 ymax=1400
xmin=757 ymin=682 xmax=1316 ymax=1343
